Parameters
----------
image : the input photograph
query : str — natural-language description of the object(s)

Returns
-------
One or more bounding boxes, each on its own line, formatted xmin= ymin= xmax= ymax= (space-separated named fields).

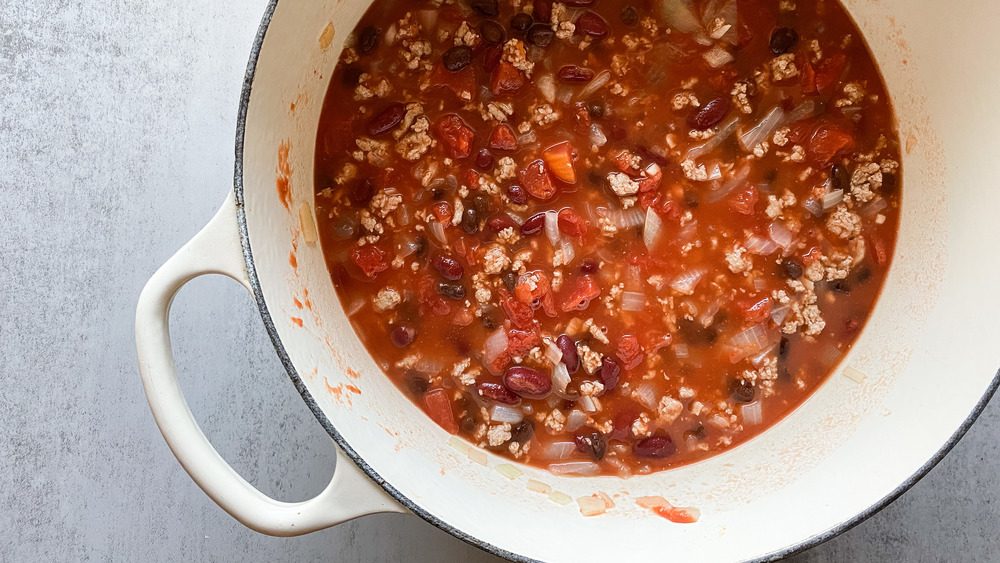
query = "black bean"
xmin=431 ymin=188 xmax=445 ymax=201
xmin=358 ymin=26 xmax=380 ymax=55
xmin=855 ymin=267 xmax=872 ymax=285
xmin=784 ymin=260 xmax=803 ymax=279
xmin=443 ymin=45 xmax=473 ymax=72
xmin=351 ymin=178 xmax=375 ymax=205
xmin=406 ymin=372 xmax=429 ymax=395
xmin=729 ymin=377 xmax=755 ymax=403
xmin=683 ymin=190 xmax=699 ymax=208
xmin=461 ymin=207 xmax=479 ymax=234
xmin=769 ymin=27 xmax=799 ymax=55
xmin=526 ymin=24 xmax=555 ymax=47
xmin=470 ymin=193 xmax=491 ymax=216
xmin=586 ymin=99 xmax=604 ymax=119
xmin=437 ymin=282 xmax=466 ymax=300
xmin=481 ymin=308 xmax=499 ymax=330
xmin=413 ymin=235 xmax=428 ymax=258
xmin=502 ymin=271 xmax=517 ymax=291
xmin=480 ymin=20 xmax=506 ymax=45
xmin=779 ymin=336 xmax=791 ymax=360
xmin=881 ymin=173 xmax=898 ymax=194
xmin=677 ymin=319 xmax=720 ymax=346
xmin=510 ymin=420 xmax=535 ymax=443
xmin=510 ymin=12 xmax=533 ymax=33
xmin=471 ymin=0 xmax=499 ymax=16
xmin=832 ymin=280 xmax=852 ymax=295
xmin=460 ymin=415 xmax=478 ymax=433
xmin=581 ymin=432 xmax=606 ymax=461
xmin=684 ymin=424 xmax=707 ymax=441
xmin=831 ymin=163 xmax=850 ymax=193
xmin=620 ymin=5 xmax=639 ymax=26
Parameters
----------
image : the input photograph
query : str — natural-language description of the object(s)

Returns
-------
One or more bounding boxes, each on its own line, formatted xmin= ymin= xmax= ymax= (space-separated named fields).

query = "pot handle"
xmin=135 ymin=192 xmax=406 ymax=536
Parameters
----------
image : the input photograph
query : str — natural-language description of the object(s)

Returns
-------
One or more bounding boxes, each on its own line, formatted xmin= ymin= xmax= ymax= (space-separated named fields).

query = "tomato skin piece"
xmin=561 ymin=275 xmax=601 ymax=312
xmin=808 ymin=124 xmax=855 ymax=165
xmin=557 ymin=208 xmax=588 ymax=239
xmin=491 ymin=61 xmax=527 ymax=96
xmin=424 ymin=388 xmax=459 ymax=434
xmin=616 ymin=334 xmax=644 ymax=370
xmin=426 ymin=63 xmax=477 ymax=101
xmin=507 ymin=327 xmax=541 ymax=358
xmin=350 ymin=245 xmax=389 ymax=278
xmin=488 ymin=124 xmax=518 ymax=152
xmin=739 ymin=297 xmax=772 ymax=324
xmin=815 ymin=51 xmax=847 ymax=92
xmin=518 ymin=159 xmax=558 ymax=200
xmin=500 ymin=289 xmax=534 ymax=330
xmin=730 ymin=186 xmax=758 ymax=215
xmin=435 ymin=114 xmax=475 ymax=159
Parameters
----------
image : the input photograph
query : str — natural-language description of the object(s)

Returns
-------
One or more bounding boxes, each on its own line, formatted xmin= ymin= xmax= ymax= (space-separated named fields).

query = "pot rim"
xmin=231 ymin=1 xmax=1000 ymax=560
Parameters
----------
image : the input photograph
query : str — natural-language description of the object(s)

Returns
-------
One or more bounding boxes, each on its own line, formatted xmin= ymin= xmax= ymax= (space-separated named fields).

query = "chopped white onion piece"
xmin=702 ymin=45 xmax=734 ymax=68
xmin=579 ymin=395 xmax=599 ymax=413
xmin=545 ymin=340 xmax=564 ymax=365
xmin=634 ymin=383 xmax=658 ymax=410
xmin=671 ymin=268 xmax=707 ymax=295
xmin=729 ymin=324 xmax=772 ymax=353
xmin=552 ymin=362 xmax=571 ymax=395
xmin=657 ymin=0 xmax=702 ymax=32
xmin=415 ymin=10 xmax=439 ymax=33
xmin=741 ymin=401 xmax=763 ymax=425
xmin=803 ymin=197 xmax=822 ymax=217
xmin=678 ymin=220 xmax=699 ymax=243
xmin=544 ymin=211 xmax=561 ymax=246
xmin=397 ymin=234 xmax=421 ymax=257
xmin=517 ymin=130 xmax=538 ymax=147
xmin=822 ymin=189 xmax=844 ymax=210
xmin=745 ymin=233 xmax=779 ymax=255
xmin=753 ymin=277 xmax=767 ymax=291
xmin=578 ymin=70 xmax=612 ymax=100
xmin=505 ymin=211 xmax=524 ymax=226
xmin=566 ymin=409 xmax=588 ymax=431
xmin=643 ymin=207 xmax=663 ymax=249
xmin=428 ymin=220 xmax=447 ymax=244
xmin=589 ymin=124 xmax=608 ymax=147
xmin=707 ymin=413 xmax=731 ymax=429
xmin=739 ymin=106 xmax=785 ymax=152
xmin=484 ymin=328 xmax=508 ymax=368
xmin=537 ymin=73 xmax=556 ymax=103
xmin=396 ymin=204 xmax=412 ymax=227
xmin=560 ymin=238 xmax=576 ymax=265
xmin=622 ymin=291 xmax=646 ymax=312
xmin=674 ymin=343 xmax=689 ymax=358
xmin=491 ymin=404 xmax=524 ymax=424
xmin=783 ymin=99 xmax=817 ymax=124
xmin=686 ymin=117 xmax=739 ymax=161
xmin=707 ymin=162 xmax=750 ymax=202
xmin=612 ymin=206 xmax=645 ymax=229
xmin=861 ymin=197 xmax=888 ymax=216
xmin=548 ymin=461 xmax=601 ymax=476
xmin=346 ymin=298 xmax=365 ymax=317
xmin=770 ymin=305 xmax=789 ymax=325
xmin=543 ymin=441 xmax=577 ymax=460
xmin=768 ymin=221 xmax=794 ymax=249
xmin=708 ymin=162 xmax=723 ymax=180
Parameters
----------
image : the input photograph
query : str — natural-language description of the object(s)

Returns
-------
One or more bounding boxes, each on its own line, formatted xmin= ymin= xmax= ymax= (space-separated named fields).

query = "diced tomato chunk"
xmin=350 ymin=245 xmax=389 ymax=278
xmin=500 ymin=289 xmax=534 ymax=330
xmin=507 ymin=327 xmax=541 ymax=358
xmin=815 ymin=51 xmax=847 ymax=92
xmin=542 ymin=142 xmax=577 ymax=184
xmin=431 ymin=201 xmax=453 ymax=223
xmin=557 ymin=208 xmax=588 ymax=239
xmin=561 ymin=275 xmax=601 ymax=312
xmin=435 ymin=114 xmax=475 ymax=159
xmin=802 ymin=247 xmax=823 ymax=265
xmin=518 ymin=159 xmax=558 ymax=200
xmin=426 ymin=64 xmax=477 ymax=101
xmin=654 ymin=505 xmax=700 ymax=524
xmin=418 ymin=277 xmax=451 ymax=316
xmin=423 ymin=388 xmax=458 ymax=435
xmin=488 ymin=124 xmax=518 ymax=152
xmin=799 ymin=55 xmax=817 ymax=95
xmin=808 ymin=124 xmax=855 ymax=165
xmin=738 ymin=297 xmax=772 ymax=324
xmin=730 ymin=186 xmax=758 ymax=215
xmin=616 ymin=334 xmax=644 ymax=370
xmin=491 ymin=62 xmax=526 ymax=96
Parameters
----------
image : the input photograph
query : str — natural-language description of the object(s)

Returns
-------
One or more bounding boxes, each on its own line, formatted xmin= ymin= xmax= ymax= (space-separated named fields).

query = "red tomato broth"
xmin=313 ymin=0 xmax=901 ymax=477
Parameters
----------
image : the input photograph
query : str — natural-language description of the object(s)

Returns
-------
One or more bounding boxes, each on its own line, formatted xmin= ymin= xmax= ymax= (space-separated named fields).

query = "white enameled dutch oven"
xmin=135 ymin=1 xmax=1000 ymax=560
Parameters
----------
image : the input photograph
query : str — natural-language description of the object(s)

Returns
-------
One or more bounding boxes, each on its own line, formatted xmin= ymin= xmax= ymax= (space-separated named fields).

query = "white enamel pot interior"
xmin=141 ymin=0 xmax=1000 ymax=561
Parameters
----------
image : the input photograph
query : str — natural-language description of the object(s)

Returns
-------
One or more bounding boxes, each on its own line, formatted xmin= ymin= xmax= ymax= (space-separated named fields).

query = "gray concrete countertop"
xmin=1 ymin=1 xmax=996 ymax=561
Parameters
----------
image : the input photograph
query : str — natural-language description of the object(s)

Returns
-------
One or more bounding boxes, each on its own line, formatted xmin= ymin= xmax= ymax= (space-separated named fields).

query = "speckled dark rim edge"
xmin=230 ymin=2 xmax=1000 ymax=561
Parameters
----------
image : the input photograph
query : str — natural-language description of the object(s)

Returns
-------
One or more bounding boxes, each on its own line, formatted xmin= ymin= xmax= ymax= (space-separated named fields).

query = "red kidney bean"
xmin=557 ymin=65 xmax=595 ymax=83
xmin=366 ymin=103 xmax=406 ymax=137
xmin=634 ymin=435 xmax=677 ymax=458
xmin=520 ymin=212 xmax=546 ymax=235
xmin=556 ymin=335 xmax=580 ymax=374
xmin=688 ymin=96 xmax=731 ymax=130
xmin=503 ymin=366 xmax=552 ymax=398
xmin=507 ymin=184 xmax=528 ymax=205
xmin=475 ymin=148 xmax=494 ymax=170
xmin=478 ymin=382 xmax=521 ymax=405
xmin=390 ymin=326 xmax=416 ymax=348
xmin=729 ymin=378 xmax=755 ymax=403
xmin=510 ymin=419 xmax=535 ymax=443
xmin=432 ymin=255 xmax=464 ymax=280
xmin=351 ymin=178 xmax=375 ymax=205
xmin=487 ymin=214 xmax=516 ymax=233
xmin=579 ymin=259 xmax=598 ymax=274
xmin=575 ymin=11 xmax=610 ymax=39
xmin=769 ymin=27 xmax=799 ymax=55
xmin=599 ymin=356 xmax=620 ymax=392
